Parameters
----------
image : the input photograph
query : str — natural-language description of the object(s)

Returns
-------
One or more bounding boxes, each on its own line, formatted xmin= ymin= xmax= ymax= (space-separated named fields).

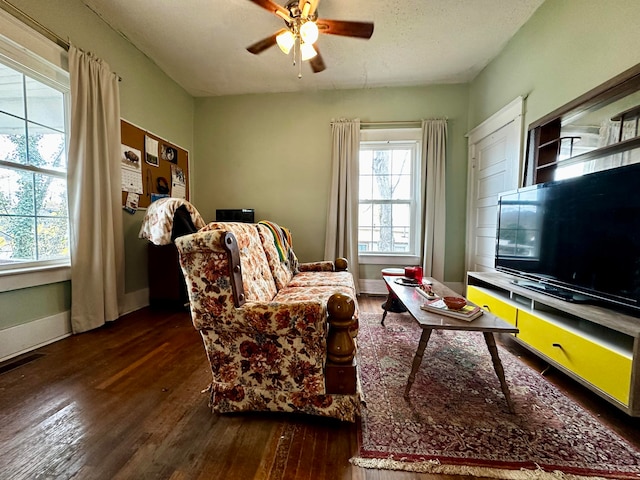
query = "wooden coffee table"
xmin=383 ymin=275 xmax=519 ymax=413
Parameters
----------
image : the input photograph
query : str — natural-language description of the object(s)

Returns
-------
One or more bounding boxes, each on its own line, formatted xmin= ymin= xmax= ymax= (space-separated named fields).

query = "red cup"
xmin=414 ymin=266 xmax=423 ymax=283
xmin=404 ymin=266 xmax=423 ymax=283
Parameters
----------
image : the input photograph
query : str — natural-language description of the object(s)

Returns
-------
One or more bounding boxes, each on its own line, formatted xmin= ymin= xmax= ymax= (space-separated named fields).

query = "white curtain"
xmin=324 ymin=119 xmax=361 ymax=293
xmin=421 ymin=119 xmax=448 ymax=281
xmin=594 ymin=119 xmax=639 ymax=170
xmin=68 ymin=45 xmax=124 ymax=333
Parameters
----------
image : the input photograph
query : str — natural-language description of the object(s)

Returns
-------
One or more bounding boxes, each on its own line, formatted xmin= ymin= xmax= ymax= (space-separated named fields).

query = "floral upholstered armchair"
xmin=175 ymin=222 xmax=360 ymax=422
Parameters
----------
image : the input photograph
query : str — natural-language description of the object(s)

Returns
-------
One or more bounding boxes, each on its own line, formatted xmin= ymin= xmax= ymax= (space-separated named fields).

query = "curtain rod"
xmin=360 ymin=120 xmax=421 ymax=126
xmin=1 ymin=0 xmax=69 ymax=50
xmin=330 ymin=120 xmax=422 ymax=128
xmin=331 ymin=119 xmax=447 ymax=126
xmin=0 ymin=0 xmax=122 ymax=81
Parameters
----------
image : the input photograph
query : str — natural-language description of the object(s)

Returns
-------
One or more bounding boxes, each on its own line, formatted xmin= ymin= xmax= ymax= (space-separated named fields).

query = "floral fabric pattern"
xmin=199 ymin=222 xmax=277 ymax=302
xmin=138 ymin=198 xmax=205 ymax=245
xmin=287 ymin=271 xmax=355 ymax=289
xmin=298 ymin=261 xmax=336 ymax=272
xmin=175 ymin=223 xmax=361 ymax=422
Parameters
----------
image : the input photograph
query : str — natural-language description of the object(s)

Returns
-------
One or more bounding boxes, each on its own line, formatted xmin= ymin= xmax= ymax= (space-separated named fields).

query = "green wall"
xmin=3 ymin=0 xmax=640 ymax=333
xmin=2 ymin=282 xmax=70 ymax=330
xmin=194 ymin=85 xmax=470 ymax=283
xmin=469 ymin=0 xmax=640 ymax=132
xmin=0 ymin=0 xmax=194 ymax=330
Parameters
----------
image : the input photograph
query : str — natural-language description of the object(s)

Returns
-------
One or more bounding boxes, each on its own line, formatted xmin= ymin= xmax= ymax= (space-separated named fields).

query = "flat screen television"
xmin=495 ymin=162 xmax=640 ymax=313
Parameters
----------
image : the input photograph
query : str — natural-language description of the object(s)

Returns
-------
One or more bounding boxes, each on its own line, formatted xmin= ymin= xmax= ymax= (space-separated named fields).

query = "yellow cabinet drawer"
xmin=467 ymin=286 xmax=517 ymax=327
xmin=518 ymin=310 xmax=632 ymax=405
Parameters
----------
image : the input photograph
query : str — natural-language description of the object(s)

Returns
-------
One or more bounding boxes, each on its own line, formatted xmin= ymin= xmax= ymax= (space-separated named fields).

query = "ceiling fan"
xmin=246 ymin=0 xmax=374 ymax=76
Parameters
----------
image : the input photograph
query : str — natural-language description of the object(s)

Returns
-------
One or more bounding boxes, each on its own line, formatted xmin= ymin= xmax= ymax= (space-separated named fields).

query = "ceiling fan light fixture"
xmin=300 ymin=20 xmax=319 ymax=44
xmin=276 ymin=30 xmax=295 ymax=54
xmin=247 ymin=0 xmax=374 ymax=75
xmin=300 ymin=41 xmax=317 ymax=61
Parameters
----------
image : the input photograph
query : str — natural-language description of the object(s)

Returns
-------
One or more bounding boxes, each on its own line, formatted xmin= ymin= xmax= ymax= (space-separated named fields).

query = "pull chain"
xmin=292 ymin=39 xmax=297 ymax=67
xmin=295 ymin=38 xmax=302 ymax=79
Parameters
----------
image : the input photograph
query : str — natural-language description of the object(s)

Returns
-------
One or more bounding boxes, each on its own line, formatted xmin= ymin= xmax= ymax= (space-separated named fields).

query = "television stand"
xmin=467 ymin=271 xmax=640 ymax=416
xmin=511 ymin=280 xmax=592 ymax=303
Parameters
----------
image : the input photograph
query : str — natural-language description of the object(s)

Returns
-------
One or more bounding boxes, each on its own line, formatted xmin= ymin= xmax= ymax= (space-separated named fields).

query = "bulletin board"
xmin=120 ymin=119 xmax=190 ymax=209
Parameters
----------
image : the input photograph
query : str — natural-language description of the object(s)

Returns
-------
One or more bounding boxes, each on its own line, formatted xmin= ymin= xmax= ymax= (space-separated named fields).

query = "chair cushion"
xmin=273 ymin=284 xmax=359 ymax=320
xmin=287 ymin=271 xmax=355 ymax=289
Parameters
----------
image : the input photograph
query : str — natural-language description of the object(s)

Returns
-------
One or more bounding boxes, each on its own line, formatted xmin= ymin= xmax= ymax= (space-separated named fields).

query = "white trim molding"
xmin=0 ymin=265 xmax=71 ymax=292
xmin=360 ymin=279 xmax=387 ymax=295
xmin=0 ymin=311 xmax=71 ymax=363
xmin=120 ymin=288 xmax=150 ymax=316
xmin=0 ymin=286 xmax=150 ymax=363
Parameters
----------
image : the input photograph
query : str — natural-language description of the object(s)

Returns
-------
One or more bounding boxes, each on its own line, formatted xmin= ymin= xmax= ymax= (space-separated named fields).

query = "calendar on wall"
xmin=121 ymin=144 xmax=143 ymax=194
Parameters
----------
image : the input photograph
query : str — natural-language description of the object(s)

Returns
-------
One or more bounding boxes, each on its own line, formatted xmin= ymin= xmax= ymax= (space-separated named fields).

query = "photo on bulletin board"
xmin=122 ymin=146 xmax=141 ymax=165
xmin=162 ymin=144 xmax=178 ymax=164
xmin=145 ymin=135 xmax=159 ymax=167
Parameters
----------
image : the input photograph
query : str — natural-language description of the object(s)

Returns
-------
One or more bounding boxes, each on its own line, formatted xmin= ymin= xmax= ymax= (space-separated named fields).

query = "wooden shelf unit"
xmin=526 ymin=63 xmax=640 ymax=185
xmin=467 ymin=270 xmax=640 ymax=416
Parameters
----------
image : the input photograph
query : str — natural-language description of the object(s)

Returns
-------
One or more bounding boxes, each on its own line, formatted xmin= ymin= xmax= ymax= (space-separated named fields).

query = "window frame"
xmin=0 ymin=9 xmax=71 ymax=291
xmin=358 ymin=128 xmax=422 ymax=265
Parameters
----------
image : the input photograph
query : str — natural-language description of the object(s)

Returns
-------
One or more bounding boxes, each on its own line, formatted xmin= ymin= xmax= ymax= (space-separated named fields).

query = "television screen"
xmin=495 ymin=162 xmax=640 ymax=311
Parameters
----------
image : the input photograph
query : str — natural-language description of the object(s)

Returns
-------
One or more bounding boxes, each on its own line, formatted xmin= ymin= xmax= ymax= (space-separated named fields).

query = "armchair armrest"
xmin=298 ymin=257 xmax=349 ymax=272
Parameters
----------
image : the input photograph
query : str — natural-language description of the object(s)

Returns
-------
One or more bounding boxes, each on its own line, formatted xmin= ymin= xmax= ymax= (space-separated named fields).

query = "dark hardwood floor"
xmin=1 ymin=295 xmax=639 ymax=479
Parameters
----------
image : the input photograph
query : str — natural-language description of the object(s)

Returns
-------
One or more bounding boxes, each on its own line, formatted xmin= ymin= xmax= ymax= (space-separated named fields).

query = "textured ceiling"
xmin=82 ymin=0 xmax=544 ymax=97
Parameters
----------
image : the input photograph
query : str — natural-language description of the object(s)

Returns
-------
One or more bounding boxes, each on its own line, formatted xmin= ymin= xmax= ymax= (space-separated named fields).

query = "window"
xmin=358 ymin=128 xmax=421 ymax=263
xmin=0 ymin=42 xmax=70 ymax=272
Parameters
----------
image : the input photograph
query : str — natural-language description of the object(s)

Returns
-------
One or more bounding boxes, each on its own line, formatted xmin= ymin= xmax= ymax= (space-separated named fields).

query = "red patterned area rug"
xmin=350 ymin=312 xmax=640 ymax=479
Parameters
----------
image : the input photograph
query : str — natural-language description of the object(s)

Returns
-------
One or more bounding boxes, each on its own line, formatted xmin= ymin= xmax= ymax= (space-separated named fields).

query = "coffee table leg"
xmin=381 ymin=294 xmax=391 ymax=325
xmin=404 ymin=328 xmax=432 ymax=398
xmin=483 ymin=332 xmax=516 ymax=414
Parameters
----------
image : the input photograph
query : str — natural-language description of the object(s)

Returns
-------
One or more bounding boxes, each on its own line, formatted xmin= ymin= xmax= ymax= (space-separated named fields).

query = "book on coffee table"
xmin=420 ymin=298 xmax=483 ymax=321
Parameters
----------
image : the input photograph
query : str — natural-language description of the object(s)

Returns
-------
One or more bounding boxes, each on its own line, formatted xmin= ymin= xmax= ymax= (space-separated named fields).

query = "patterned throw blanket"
xmin=139 ymin=198 xmax=206 ymax=245
xmin=258 ymin=220 xmax=299 ymax=273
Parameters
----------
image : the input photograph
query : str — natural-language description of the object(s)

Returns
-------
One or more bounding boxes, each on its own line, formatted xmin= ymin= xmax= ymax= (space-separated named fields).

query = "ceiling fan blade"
xmin=316 ymin=19 xmax=374 ymax=39
xmin=247 ymin=0 xmax=292 ymax=22
xmin=246 ymin=29 xmax=286 ymax=55
xmin=309 ymin=48 xmax=326 ymax=73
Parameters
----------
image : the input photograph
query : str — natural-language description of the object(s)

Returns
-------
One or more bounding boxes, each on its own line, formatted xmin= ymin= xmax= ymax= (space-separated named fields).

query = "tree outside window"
xmin=358 ymin=129 xmax=421 ymax=260
xmin=0 ymin=61 xmax=69 ymax=268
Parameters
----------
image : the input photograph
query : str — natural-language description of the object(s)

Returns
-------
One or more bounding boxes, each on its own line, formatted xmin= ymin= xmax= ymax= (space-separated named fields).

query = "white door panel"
xmin=476 ymin=196 xmax=497 ymax=209
xmin=477 ymin=141 xmax=507 ymax=171
xmin=476 ymin=235 xmax=496 ymax=257
xmin=477 ymin=171 xmax=506 ymax=200
xmin=476 ymin=226 xmax=496 ymax=238
xmin=477 ymin=205 xmax=497 ymax=227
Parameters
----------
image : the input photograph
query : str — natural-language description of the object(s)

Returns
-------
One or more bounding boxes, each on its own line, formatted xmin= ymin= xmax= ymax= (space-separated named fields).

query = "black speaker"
xmin=215 ymin=208 xmax=255 ymax=223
